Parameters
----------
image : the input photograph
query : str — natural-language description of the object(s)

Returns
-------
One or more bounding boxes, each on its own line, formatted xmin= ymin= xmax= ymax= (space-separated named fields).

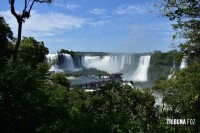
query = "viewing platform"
xmin=70 ymin=73 xmax=124 ymax=89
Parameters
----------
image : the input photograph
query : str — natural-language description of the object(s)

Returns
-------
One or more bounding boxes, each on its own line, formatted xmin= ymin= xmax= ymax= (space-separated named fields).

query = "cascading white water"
xmin=46 ymin=53 xmax=76 ymax=72
xmin=167 ymin=61 xmax=176 ymax=79
xmin=46 ymin=53 xmax=151 ymax=82
xmin=82 ymin=56 xmax=122 ymax=73
xmin=180 ymin=57 xmax=188 ymax=69
xmin=62 ymin=54 xmax=75 ymax=71
xmin=81 ymin=55 xmax=135 ymax=74
xmin=129 ymin=56 xmax=132 ymax=64
xmin=46 ymin=53 xmax=63 ymax=72
xmin=46 ymin=53 xmax=58 ymax=63
xmin=125 ymin=56 xmax=131 ymax=65
xmin=167 ymin=70 xmax=175 ymax=79
xmin=131 ymin=55 xmax=151 ymax=82
xmin=120 ymin=55 xmax=126 ymax=70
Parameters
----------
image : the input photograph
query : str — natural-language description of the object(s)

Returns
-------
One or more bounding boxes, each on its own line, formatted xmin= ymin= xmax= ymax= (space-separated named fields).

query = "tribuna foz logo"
xmin=166 ymin=118 xmax=195 ymax=125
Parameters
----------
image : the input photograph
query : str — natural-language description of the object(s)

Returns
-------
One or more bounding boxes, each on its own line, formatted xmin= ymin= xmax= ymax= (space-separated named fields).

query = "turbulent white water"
xmin=131 ymin=55 xmax=151 ymax=82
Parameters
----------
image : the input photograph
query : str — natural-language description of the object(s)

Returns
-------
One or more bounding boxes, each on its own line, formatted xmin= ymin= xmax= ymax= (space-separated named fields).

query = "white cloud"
xmin=114 ymin=4 xmax=153 ymax=16
xmin=0 ymin=10 xmax=86 ymax=37
xmin=89 ymin=20 xmax=108 ymax=27
xmin=89 ymin=8 xmax=107 ymax=15
xmin=129 ymin=22 xmax=173 ymax=33
xmin=53 ymin=0 xmax=80 ymax=11
xmin=54 ymin=2 xmax=80 ymax=11
xmin=66 ymin=4 xmax=80 ymax=11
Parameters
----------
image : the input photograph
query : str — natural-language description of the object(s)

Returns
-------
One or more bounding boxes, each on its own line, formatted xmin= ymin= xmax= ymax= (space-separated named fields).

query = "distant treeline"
xmin=148 ymin=50 xmax=180 ymax=83
xmin=58 ymin=48 xmax=152 ymax=57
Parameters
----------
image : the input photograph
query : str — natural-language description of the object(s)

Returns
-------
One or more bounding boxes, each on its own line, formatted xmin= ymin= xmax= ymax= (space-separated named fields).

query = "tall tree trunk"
xmin=13 ymin=19 xmax=22 ymax=65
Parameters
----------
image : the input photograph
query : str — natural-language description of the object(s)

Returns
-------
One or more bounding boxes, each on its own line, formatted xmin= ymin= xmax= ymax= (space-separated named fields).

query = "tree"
xmin=85 ymin=83 xmax=160 ymax=133
xmin=51 ymin=73 xmax=71 ymax=90
xmin=148 ymin=50 xmax=179 ymax=82
xmin=173 ymin=19 xmax=200 ymax=62
xmin=9 ymin=0 xmax=52 ymax=64
xmin=153 ymin=1 xmax=200 ymax=132
xmin=0 ymin=16 xmax=13 ymax=60
xmin=159 ymin=0 xmax=199 ymax=20
xmin=153 ymin=63 xmax=200 ymax=132
xmin=18 ymin=37 xmax=49 ymax=68
xmin=0 ymin=60 xmax=50 ymax=133
xmin=157 ymin=0 xmax=200 ymax=63
xmin=0 ymin=16 xmax=13 ymax=45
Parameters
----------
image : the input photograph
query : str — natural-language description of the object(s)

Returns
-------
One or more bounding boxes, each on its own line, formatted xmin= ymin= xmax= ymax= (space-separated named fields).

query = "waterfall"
xmin=46 ymin=53 xmax=151 ymax=82
xmin=167 ymin=70 xmax=175 ymax=79
xmin=128 ymin=56 xmax=131 ymax=64
xmin=46 ymin=53 xmax=76 ymax=72
xmin=74 ymin=56 xmax=82 ymax=68
xmin=46 ymin=53 xmax=58 ymax=63
xmin=82 ymin=56 xmax=121 ymax=73
xmin=46 ymin=53 xmax=62 ymax=72
xmin=132 ymin=55 xmax=151 ymax=82
xmin=180 ymin=57 xmax=188 ymax=69
xmin=125 ymin=56 xmax=131 ymax=64
xmin=58 ymin=54 xmax=75 ymax=71
xmin=81 ymin=55 xmax=136 ymax=74
xmin=120 ymin=55 xmax=126 ymax=70
xmin=168 ymin=61 xmax=176 ymax=79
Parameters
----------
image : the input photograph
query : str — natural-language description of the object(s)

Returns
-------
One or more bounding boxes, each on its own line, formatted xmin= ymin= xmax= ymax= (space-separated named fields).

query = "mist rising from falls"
xmin=82 ymin=55 xmax=132 ymax=74
xmin=131 ymin=55 xmax=151 ymax=82
xmin=82 ymin=56 xmax=118 ymax=73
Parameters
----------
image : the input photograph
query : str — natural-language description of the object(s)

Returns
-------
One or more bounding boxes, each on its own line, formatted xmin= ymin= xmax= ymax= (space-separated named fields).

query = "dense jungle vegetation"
xmin=0 ymin=0 xmax=199 ymax=132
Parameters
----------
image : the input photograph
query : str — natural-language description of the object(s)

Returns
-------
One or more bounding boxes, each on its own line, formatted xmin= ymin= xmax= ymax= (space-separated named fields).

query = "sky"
xmin=0 ymin=0 xmax=180 ymax=53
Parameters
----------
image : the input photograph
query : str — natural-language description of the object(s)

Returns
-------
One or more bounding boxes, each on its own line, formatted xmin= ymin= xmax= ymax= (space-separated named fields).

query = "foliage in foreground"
xmin=158 ymin=0 xmax=200 ymax=63
xmin=153 ymin=62 xmax=200 ymax=132
xmin=0 ymin=60 xmax=163 ymax=132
